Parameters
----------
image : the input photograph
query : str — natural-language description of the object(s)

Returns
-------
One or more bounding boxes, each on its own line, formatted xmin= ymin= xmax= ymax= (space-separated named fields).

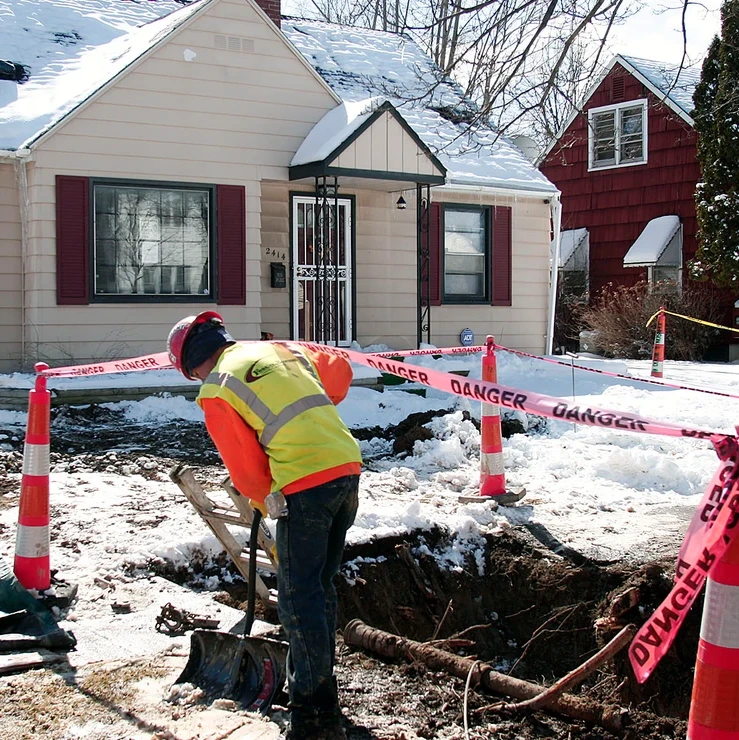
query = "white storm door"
xmin=292 ymin=195 xmax=353 ymax=346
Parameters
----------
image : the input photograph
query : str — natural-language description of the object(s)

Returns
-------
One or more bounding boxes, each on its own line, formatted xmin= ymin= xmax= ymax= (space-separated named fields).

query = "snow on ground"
xmin=0 ymin=346 xmax=737 ymax=669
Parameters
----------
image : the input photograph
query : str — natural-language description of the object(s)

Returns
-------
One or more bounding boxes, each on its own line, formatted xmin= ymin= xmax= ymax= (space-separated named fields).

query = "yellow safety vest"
xmin=197 ymin=342 xmax=361 ymax=493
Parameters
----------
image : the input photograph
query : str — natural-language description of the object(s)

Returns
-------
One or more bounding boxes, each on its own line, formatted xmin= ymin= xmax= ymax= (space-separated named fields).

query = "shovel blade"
xmin=175 ymin=630 xmax=288 ymax=713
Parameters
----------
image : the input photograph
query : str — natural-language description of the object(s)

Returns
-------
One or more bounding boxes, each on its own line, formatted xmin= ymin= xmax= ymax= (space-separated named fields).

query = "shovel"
xmin=174 ymin=508 xmax=288 ymax=712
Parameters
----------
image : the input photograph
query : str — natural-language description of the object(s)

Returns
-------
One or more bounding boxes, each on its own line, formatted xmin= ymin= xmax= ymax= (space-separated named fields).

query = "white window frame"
xmin=588 ymin=99 xmax=648 ymax=172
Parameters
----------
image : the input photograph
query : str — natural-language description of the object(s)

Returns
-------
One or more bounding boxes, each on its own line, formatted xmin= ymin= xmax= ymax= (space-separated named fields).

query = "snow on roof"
xmin=0 ymin=0 xmax=206 ymax=150
xmin=623 ymin=215 xmax=682 ymax=267
xmin=282 ymin=18 xmax=557 ymax=193
xmin=557 ymin=228 xmax=588 ymax=268
xmin=619 ymin=55 xmax=701 ymax=119
xmin=291 ymin=97 xmax=383 ymax=166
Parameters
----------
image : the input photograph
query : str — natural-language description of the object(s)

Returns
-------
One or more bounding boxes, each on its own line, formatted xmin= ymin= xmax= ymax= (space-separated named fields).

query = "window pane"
xmin=444 ymin=207 xmax=486 ymax=299
xmin=620 ymin=106 xmax=644 ymax=162
xmin=446 ymin=253 xmax=484 ymax=274
xmin=446 ymin=273 xmax=484 ymax=295
xmin=592 ymin=111 xmax=616 ymax=165
xmin=94 ymin=184 xmax=210 ymax=296
xmin=653 ymin=266 xmax=679 ymax=284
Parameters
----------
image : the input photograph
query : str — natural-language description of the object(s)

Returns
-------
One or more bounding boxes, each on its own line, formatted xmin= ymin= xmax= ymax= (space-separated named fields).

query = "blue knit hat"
xmin=182 ymin=321 xmax=235 ymax=377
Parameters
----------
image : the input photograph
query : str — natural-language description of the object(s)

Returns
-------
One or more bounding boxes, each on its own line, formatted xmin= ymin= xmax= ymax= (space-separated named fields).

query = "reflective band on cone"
xmin=687 ymin=535 xmax=739 ymax=739
xmin=479 ymin=337 xmax=507 ymax=498
xmin=651 ymin=308 xmax=666 ymax=379
xmin=14 ymin=363 xmax=51 ymax=591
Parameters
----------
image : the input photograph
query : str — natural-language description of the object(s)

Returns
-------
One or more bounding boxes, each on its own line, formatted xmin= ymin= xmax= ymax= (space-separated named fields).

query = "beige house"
xmin=0 ymin=0 xmax=559 ymax=373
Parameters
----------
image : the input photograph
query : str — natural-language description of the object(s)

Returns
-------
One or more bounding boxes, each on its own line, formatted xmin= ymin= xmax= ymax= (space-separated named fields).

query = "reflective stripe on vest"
xmin=204 ymin=370 xmax=332 ymax=448
xmin=197 ymin=342 xmax=361 ymax=493
xmin=278 ymin=342 xmax=321 ymax=383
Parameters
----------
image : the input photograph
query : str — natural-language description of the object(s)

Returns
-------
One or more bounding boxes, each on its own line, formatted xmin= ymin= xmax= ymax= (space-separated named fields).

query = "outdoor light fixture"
xmin=396 ymin=195 xmax=407 ymax=210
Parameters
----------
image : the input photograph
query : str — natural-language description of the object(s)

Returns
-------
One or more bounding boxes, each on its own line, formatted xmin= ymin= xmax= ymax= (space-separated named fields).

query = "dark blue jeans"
xmin=276 ymin=474 xmax=359 ymax=722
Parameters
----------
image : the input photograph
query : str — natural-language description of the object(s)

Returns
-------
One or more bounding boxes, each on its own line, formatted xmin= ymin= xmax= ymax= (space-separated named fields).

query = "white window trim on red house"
xmin=587 ymin=98 xmax=648 ymax=172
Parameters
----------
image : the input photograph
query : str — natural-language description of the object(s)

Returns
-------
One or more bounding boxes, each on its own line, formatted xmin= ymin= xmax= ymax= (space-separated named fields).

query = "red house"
xmin=540 ymin=55 xmax=738 ymax=359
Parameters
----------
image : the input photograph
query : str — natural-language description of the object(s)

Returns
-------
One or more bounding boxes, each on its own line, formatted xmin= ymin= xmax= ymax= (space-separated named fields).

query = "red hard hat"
xmin=167 ymin=310 xmax=224 ymax=379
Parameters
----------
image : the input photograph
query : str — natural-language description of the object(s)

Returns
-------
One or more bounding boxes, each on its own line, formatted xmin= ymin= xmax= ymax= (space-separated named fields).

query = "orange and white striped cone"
xmin=460 ymin=336 xmax=525 ymax=505
xmin=686 ymin=535 xmax=739 ymax=739
xmin=13 ymin=362 xmax=51 ymax=591
xmin=651 ymin=308 xmax=666 ymax=379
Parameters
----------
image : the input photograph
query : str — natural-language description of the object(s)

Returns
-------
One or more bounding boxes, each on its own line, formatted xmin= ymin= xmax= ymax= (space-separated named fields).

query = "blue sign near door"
xmin=460 ymin=328 xmax=474 ymax=346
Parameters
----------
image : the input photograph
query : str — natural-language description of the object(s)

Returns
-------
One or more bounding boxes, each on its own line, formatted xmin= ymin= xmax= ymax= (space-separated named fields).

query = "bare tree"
xmin=289 ymin=0 xmax=703 ymax=149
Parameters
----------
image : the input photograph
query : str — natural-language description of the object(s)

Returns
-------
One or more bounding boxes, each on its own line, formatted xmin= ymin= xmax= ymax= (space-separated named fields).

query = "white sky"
xmin=609 ymin=0 xmax=722 ymax=67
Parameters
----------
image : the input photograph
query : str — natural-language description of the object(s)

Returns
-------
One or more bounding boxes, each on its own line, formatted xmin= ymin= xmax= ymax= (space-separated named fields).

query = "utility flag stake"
xmin=686 ymin=533 xmax=739 ymax=739
xmin=459 ymin=336 xmax=525 ymax=506
xmin=14 ymin=362 xmax=51 ymax=591
xmin=651 ymin=307 xmax=666 ymax=379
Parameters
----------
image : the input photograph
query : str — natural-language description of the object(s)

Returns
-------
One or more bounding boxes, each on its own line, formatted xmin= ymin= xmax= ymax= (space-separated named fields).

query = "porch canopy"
xmin=289 ymin=99 xmax=446 ymax=190
xmin=623 ymin=215 xmax=682 ymax=268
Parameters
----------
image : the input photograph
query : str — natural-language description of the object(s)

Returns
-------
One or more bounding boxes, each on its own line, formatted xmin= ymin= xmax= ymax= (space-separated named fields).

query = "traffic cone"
xmin=14 ymin=363 xmax=51 ymax=591
xmin=686 ymin=534 xmax=739 ymax=739
xmin=460 ymin=336 xmax=525 ymax=506
xmin=651 ymin=307 xmax=666 ymax=378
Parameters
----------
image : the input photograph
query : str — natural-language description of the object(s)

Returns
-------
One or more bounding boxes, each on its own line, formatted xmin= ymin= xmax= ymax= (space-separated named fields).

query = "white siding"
xmin=22 ymin=0 xmax=337 ymax=367
xmin=430 ymin=192 xmax=550 ymax=354
xmin=333 ymin=111 xmax=439 ymax=177
xmin=0 ymin=163 xmax=22 ymax=371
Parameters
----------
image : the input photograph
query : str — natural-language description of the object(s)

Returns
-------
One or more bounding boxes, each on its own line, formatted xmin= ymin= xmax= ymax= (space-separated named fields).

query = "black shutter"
xmin=492 ymin=205 xmax=512 ymax=306
xmin=429 ymin=201 xmax=442 ymax=306
xmin=56 ymin=175 xmax=89 ymax=305
xmin=217 ymin=184 xmax=246 ymax=305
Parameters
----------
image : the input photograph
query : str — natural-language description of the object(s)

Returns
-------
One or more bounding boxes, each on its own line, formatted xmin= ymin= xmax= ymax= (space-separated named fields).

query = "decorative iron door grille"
xmin=292 ymin=195 xmax=352 ymax=346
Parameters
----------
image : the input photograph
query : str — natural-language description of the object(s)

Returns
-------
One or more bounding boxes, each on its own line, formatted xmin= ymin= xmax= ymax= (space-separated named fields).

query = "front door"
xmin=292 ymin=195 xmax=353 ymax=346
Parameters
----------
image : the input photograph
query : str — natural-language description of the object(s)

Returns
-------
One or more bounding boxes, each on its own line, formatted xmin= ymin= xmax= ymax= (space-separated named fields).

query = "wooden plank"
xmin=0 ymin=650 xmax=64 ymax=675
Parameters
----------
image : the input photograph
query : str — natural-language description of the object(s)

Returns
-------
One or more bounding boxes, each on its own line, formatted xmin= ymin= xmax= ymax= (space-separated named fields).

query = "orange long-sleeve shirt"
xmin=201 ymin=345 xmax=359 ymax=505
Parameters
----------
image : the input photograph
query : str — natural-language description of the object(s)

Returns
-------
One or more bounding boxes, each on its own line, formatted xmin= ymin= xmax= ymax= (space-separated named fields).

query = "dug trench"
xmin=203 ymin=527 xmax=697 ymax=740
xmin=0 ymin=406 xmax=703 ymax=739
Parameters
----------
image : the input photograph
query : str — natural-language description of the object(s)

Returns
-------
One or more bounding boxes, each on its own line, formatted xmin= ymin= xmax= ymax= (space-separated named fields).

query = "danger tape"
xmin=647 ymin=308 xmax=739 ymax=334
xmin=629 ymin=435 xmax=739 ymax=682
xmin=296 ymin=342 xmax=733 ymax=445
xmin=38 ymin=342 xmax=734 ymax=444
xmin=370 ymin=346 xmax=485 ymax=358
xmin=32 ymin=340 xmax=739 ymax=680
xmin=40 ymin=352 xmax=173 ymax=377
xmin=496 ymin=343 xmax=739 ymax=402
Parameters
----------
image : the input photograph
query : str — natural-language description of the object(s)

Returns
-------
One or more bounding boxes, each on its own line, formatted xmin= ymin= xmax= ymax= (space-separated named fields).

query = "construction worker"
xmin=167 ymin=311 xmax=362 ymax=740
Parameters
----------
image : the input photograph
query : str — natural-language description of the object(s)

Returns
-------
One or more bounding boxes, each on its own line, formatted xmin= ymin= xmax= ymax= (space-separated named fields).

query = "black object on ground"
xmin=173 ymin=509 xmax=288 ymax=712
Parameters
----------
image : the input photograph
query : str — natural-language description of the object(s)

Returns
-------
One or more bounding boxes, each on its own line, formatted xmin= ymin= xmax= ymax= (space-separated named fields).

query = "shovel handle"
xmin=244 ymin=509 xmax=262 ymax=637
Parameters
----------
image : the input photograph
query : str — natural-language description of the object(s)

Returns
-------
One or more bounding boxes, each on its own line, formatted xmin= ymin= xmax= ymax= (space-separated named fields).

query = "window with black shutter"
xmin=443 ymin=205 xmax=489 ymax=303
xmin=55 ymin=177 xmax=246 ymax=305
xmin=430 ymin=202 xmax=512 ymax=306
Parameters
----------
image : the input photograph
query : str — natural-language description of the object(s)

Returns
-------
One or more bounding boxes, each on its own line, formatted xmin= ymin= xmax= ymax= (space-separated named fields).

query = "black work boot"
xmin=285 ymin=709 xmax=346 ymax=739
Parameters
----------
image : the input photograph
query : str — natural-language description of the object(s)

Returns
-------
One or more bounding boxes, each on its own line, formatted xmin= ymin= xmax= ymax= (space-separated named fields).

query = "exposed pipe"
xmin=546 ymin=194 xmax=563 ymax=355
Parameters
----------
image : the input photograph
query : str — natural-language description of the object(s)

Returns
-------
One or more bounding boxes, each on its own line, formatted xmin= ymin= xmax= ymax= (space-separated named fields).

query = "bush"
xmin=580 ymin=281 xmax=724 ymax=360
